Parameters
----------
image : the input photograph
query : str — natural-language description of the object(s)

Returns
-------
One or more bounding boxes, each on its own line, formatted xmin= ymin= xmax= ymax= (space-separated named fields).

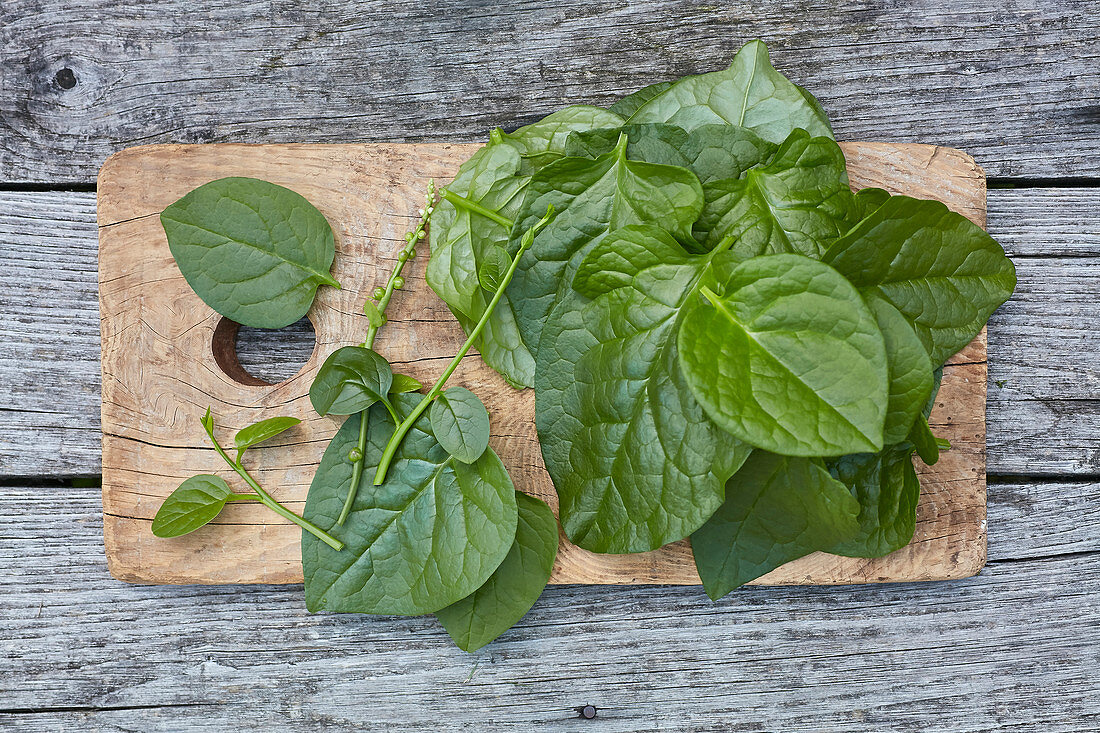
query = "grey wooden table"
xmin=2 ymin=2 xmax=1099 ymax=730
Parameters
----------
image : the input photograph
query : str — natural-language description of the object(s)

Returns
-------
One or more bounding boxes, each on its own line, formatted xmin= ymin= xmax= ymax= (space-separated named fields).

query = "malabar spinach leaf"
xmin=909 ymin=414 xmax=941 ymax=466
xmin=508 ymin=134 xmax=705 ymax=363
xmin=435 ymin=491 xmax=558 ymax=651
xmin=302 ymin=395 xmax=517 ymax=616
xmin=430 ymin=387 xmax=491 ymax=464
xmin=233 ymin=416 xmax=301 ymax=459
xmin=151 ymin=475 xmax=238 ymax=538
xmin=694 ymin=129 xmax=853 ymax=258
xmin=624 ymin=40 xmax=834 ymax=142
xmin=309 ymin=346 xmax=394 ymax=416
xmin=677 ymin=254 xmax=888 ymax=456
xmin=389 ymin=373 xmax=423 ymax=394
xmin=536 ymin=226 xmax=750 ymax=553
xmin=826 ymin=444 xmax=920 ymax=558
xmin=691 ymin=452 xmax=859 ymax=599
xmin=823 ymin=195 xmax=1017 ymax=365
xmin=609 ymin=80 xmax=677 ymax=118
xmin=866 ymin=295 xmax=934 ymax=445
xmin=161 ymin=177 xmax=340 ymax=329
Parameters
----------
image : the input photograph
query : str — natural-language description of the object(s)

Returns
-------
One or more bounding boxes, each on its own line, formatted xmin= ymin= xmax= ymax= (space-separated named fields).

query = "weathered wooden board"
xmin=3 ymin=189 xmax=1096 ymax=479
xmin=2 ymin=0 xmax=1098 ymax=183
xmin=3 ymin=486 xmax=1099 ymax=731
xmin=97 ymin=141 xmax=989 ymax=586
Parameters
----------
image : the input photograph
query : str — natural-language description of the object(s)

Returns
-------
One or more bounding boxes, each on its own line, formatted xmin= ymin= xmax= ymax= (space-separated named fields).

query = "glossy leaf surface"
xmin=691 ymin=452 xmax=859 ymax=599
xmin=151 ymin=475 xmax=235 ymax=538
xmin=435 ymin=492 xmax=558 ymax=652
xmin=161 ymin=177 xmax=339 ymax=329
xmin=302 ymin=396 xmax=518 ymax=615
xmin=309 ymin=346 xmax=393 ymax=416
xmin=233 ymin=416 xmax=301 ymax=454
xmin=677 ymin=254 xmax=888 ymax=456
xmin=826 ymin=444 xmax=921 ymax=558
xmin=430 ymin=387 xmax=491 ymax=464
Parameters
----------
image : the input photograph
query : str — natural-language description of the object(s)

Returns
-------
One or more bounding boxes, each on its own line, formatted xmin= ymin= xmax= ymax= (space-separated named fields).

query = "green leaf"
xmin=362 ymin=299 xmax=384 ymax=328
xmin=866 ymin=295 xmax=934 ymax=445
xmin=694 ymin=129 xmax=854 ymax=258
xmin=309 ymin=346 xmax=393 ymax=416
xmin=535 ymin=226 xmax=751 ymax=553
xmin=302 ymin=395 xmax=518 ymax=615
xmin=430 ymin=387 xmax=491 ymax=464
xmin=389 ymin=373 xmax=423 ymax=394
xmin=477 ymin=244 xmax=511 ymax=292
xmin=677 ymin=254 xmax=888 ymax=456
xmin=691 ymin=452 xmax=859 ymax=599
xmin=609 ymin=80 xmax=677 ymax=118
xmin=151 ymin=475 xmax=236 ymax=538
xmin=826 ymin=444 xmax=921 ymax=558
xmin=909 ymin=414 xmax=941 ymax=466
xmin=233 ymin=416 xmax=301 ymax=453
xmin=823 ymin=194 xmax=1017 ymax=365
xmin=160 ymin=177 xmax=339 ymax=329
xmin=624 ymin=40 xmax=834 ymax=142
xmin=501 ymin=105 xmax=625 ymax=172
xmin=435 ymin=492 xmax=558 ymax=651
xmin=508 ymin=134 xmax=705 ymax=364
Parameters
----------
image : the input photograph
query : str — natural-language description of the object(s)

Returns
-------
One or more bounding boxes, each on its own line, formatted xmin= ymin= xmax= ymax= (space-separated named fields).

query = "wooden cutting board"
xmin=98 ymin=141 xmax=989 ymax=586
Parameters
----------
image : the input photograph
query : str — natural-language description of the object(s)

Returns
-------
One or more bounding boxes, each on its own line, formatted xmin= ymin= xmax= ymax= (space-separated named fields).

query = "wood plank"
xmin=95 ymin=141 xmax=988 ymax=586
xmin=1 ymin=486 xmax=1098 ymax=731
xmin=1 ymin=0 xmax=1098 ymax=183
xmin=3 ymin=188 xmax=1098 ymax=479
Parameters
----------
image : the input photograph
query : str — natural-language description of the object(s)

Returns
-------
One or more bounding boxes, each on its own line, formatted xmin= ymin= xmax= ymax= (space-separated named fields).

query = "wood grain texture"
xmin=4 ymin=187 xmax=1095 ymax=478
xmin=97 ymin=141 xmax=987 ymax=586
xmin=2 ymin=486 xmax=1098 ymax=731
xmin=1 ymin=0 xmax=1098 ymax=183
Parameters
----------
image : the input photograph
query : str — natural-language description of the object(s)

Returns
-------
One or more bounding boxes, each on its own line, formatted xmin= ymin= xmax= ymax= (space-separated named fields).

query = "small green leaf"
xmin=389 ymin=374 xmax=423 ymax=394
xmin=161 ymin=177 xmax=339 ymax=329
xmin=430 ymin=387 xmax=491 ymax=464
xmin=435 ymin=492 xmax=558 ymax=652
xmin=826 ymin=444 xmax=921 ymax=558
xmin=677 ymin=254 xmax=888 ymax=456
xmin=302 ymin=395 xmax=518 ymax=615
xmin=691 ymin=452 xmax=860 ymax=599
xmin=309 ymin=346 xmax=393 ymax=416
xmin=909 ymin=414 xmax=941 ymax=466
xmin=609 ymin=80 xmax=677 ymax=118
xmin=234 ymin=416 xmax=301 ymax=455
xmin=477 ymin=245 xmax=511 ymax=292
xmin=152 ymin=475 xmax=236 ymax=538
xmin=200 ymin=407 xmax=214 ymax=436
xmin=363 ymin=299 xmax=384 ymax=328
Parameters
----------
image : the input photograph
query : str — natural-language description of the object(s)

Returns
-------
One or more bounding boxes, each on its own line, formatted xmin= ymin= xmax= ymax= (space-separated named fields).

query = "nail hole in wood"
xmin=55 ymin=68 xmax=76 ymax=89
xmin=212 ymin=316 xmax=316 ymax=386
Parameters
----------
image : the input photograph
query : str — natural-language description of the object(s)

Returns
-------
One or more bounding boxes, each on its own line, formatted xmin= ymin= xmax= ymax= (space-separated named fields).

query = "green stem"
xmin=204 ymin=424 xmax=344 ymax=551
xmin=336 ymin=410 xmax=370 ymax=526
xmin=224 ymin=493 xmax=262 ymax=502
xmin=340 ymin=180 xmax=438 ymax=523
xmin=372 ymin=205 xmax=555 ymax=486
xmin=440 ymin=189 xmax=513 ymax=228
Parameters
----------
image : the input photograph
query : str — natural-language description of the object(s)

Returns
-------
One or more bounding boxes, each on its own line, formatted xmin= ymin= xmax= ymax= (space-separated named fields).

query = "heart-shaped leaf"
xmin=302 ymin=395 xmax=517 ymax=616
xmin=161 ymin=177 xmax=340 ymax=329
xmin=435 ymin=491 xmax=558 ymax=651
xmin=823 ymin=194 xmax=1017 ymax=365
xmin=623 ymin=40 xmax=835 ymax=143
xmin=477 ymin=245 xmax=511 ymax=292
xmin=691 ymin=452 xmax=859 ymax=599
xmin=430 ymin=387 xmax=491 ymax=464
xmin=309 ymin=346 xmax=393 ymax=416
xmin=677 ymin=253 xmax=888 ymax=456
xmin=151 ymin=475 xmax=237 ymax=538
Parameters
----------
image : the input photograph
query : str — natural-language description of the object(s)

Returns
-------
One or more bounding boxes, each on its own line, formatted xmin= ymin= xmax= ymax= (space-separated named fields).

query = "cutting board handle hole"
xmin=211 ymin=316 xmax=317 ymax=387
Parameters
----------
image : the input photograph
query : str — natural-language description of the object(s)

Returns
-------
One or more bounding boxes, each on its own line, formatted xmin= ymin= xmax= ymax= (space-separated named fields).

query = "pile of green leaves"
xmin=157 ymin=178 xmax=559 ymax=651
xmin=429 ymin=39 xmax=1016 ymax=598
